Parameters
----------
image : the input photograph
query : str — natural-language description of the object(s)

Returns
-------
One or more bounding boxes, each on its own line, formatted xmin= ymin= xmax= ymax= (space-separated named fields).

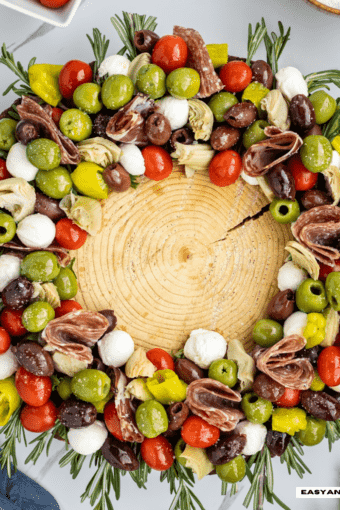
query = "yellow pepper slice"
xmin=0 ymin=376 xmax=21 ymax=426
xmin=28 ymin=64 xmax=63 ymax=107
xmin=303 ymin=313 xmax=326 ymax=349
xmin=310 ymin=369 xmax=325 ymax=392
xmin=206 ymin=44 xmax=229 ymax=69
xmin=272 ymin=407 xmax=307 ymax=436
xmin=242 ymin=82 xmax=269 ymax=110
xmin=92 ymin=391 xmax=114 ymax=413
xmin=146 ymin=369 xmax=187 ymax=405
xmin=331 ymin=135 xmax=340 ymax=155
xmin=71 ymin=162 xmax=109 ymax=200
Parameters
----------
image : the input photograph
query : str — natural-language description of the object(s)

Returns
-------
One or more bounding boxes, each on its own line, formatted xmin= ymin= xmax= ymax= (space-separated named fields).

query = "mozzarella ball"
xmin=17 ymin=213 xmax=56 ymax=248
xmin=240 ymin=170 xmax=259 ymax=186
xmin=277 ymin=261 xmax=307 ymax=291
xmin=98 ymin=330 xmax=135 ymax=367
xmin=119 ymin=144 xmax=145 ymax=176
xmin=331 ymin=150 xmax=340 ymax=169
xmin=156 ymin=97 xmax=189 ymax=131
xmin=6 ymin=143 xmax=39 ymax=181
xmin=235 ymin=421 xmax=267 ymax=456
xmin=275 ymin=67 xmax=308 ymax=101
xmin=330 ymin=384 xmax=340 ymax=393
xmin=0 ymin=254 xmax=21 ymax=292
xmin=183 ymin=329 xmax=227 ymax=369
xmin=98 ymin=55 xmax=130 ymax=78
xmin=68 ymin=421 xmax=108 ymax=455
xmin=0 ymin=348 xmax=19 ymax=379
xmin=283 ymin=311 xmax=308 ymax=337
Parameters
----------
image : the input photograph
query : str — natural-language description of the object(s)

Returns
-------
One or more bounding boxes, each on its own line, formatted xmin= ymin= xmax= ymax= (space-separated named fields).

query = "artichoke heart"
xmin=227 ymin=339 xmax=255 ymax=392
xmin=257 ymin=176 xmax=275 ymax=202
xmin=171 ymin=142 xmax=215 ymax=177
xmin=32 ymin=282 xmax=61 ymax=309
xmin=188 ymin=99 xmax=214 ymax=141
xmin=60 ymin=193 xmax=102 ymax=236
xmin=323 ymin=164 xmax=340 ymax=205
xmin=128 ymin=53 xmax=152 ymax=85
xmin=180 ymin=445 xmax=213 ymax=480
xmin=0 ymin=177 xmax=35 ymax=222
xmin=261 ymin=89 xmax=290 ymax=132
xmin=125 ymin=347 xmax=156 ymax=378
xmin=78 ymin=137 xmax=121 ymax=168
xmin=321 ymin=306 xmax=340 ymax=347
xmin=285 ymin=240 xmax=319 ymax=281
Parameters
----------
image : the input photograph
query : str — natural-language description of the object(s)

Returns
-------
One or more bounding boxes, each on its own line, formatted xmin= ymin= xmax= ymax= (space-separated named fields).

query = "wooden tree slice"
xmin=75 ymin=166 xmax=293 ymax=353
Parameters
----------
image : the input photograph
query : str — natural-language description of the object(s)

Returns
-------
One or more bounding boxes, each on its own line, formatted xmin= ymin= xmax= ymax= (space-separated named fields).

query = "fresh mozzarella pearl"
xmin=240 ymin=170 xmax=259 ymax=186
xmin=17 ymin=213 xmax=56 ymax=248
xmin=6 ymin=143 xmax=39 ymax=181
xmin=235 ymin=421 xmax=267 ymax=456
xmin=156 ymin=97 xmax=189 ymax=131
xmin=0 ymin=348 xmax=19 ymax=379
xmin=330 ymin=384 xmax=340 ymax=393
xmin=98 ymin=55 xmax=130 ymax=78
xmin=283 ymin=311 xmax=308 ymax=337
xmin=277 ymin=261 xmax=307 ymax=291
xmin=0 ymin=255 xmax=21 ymax=292
xmin=183 ymin=329 xmax=227 ymax=369
xmin=331 ymin=150 xmax=340 ymax=169
xmin=119 ymin=144 xmax=145 ymax=176
xmin=68 ymin=421 xmax=108 ymax=455
xmin=98 ymin=330 xmax=135 ymax=367
xmin=275 ymin=67 xmax=308 ymax=101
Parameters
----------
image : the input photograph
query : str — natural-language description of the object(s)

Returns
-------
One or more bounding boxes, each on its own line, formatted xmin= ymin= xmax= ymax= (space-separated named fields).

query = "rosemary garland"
xmin=305 ymin=70 xmax=340 ymax=94
xmin=110 ymin=11 xmax=157 ymax=61
xmin=160 ymin=462 xmax=205 ymax=510
xmin=325 ymin=420 xmax=340 ymax=452
xmin=86 ymin=28 xmax=110 ymax=81
xmin=0 ymin=44 xmax=35 ymax=97
xmin=280 ymin=438 xmax=311 ymax=479
xmin=0 ymin=407 xmax=26 ymax=477
xmin=246 ymin=21 xmax=267 ymax=66
xmin=262 ymin=20 xmax=291 ymax=83
xmin=24 ymin=420 xmax=68 ymax=466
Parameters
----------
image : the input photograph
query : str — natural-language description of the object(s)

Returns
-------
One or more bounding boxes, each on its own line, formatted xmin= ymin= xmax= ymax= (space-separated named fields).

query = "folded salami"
xmin=3 ymin=239 xmax=72 ymax=267
xmin=291 ymin=205 xmax=340 ymax=266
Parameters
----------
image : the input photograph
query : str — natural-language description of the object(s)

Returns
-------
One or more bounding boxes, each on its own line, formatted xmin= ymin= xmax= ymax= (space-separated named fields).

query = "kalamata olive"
xmin=253 ymin=373 xmax=285 ymax=402
xmin=170 ymin=128 xmax=195 ymax=151
xmin=15 ymin=120 xmax=40 ymax=145
xmin=266 ymin=163 xmax=296 ymax=200
xmin=13 ymin=341 xmax=54 ymax=376
xmin=34 ymin=192 xmax=66 ymax=221
xmin=2 ymin=276 xmax=34 ymax=309
xmin=133 ymin=30 xmax=160 ymax=53
xmin=224 ymin=102 xmax=257 ymax=128
xmin=58 ymin=398 xmax=97 ymax=428
xmin=300 ymin=390 xmax=340 ymax=421
xmin=303 ymin=124 xmax=323 ymax=138
xmin=266 ymin=430 xmax=290 ymax=457
xmin=101 ymin=435 xmax=139 ymax=471
xmin=210 ymin=126 xmax=241 ymax=151
xmin=174 ymin=358 xmax=205 ymax=384
xmin=267 ymin=289 xmax=295 ymax=321
xmin=89 ymin=357 xmax=106 ymax=372
xmin=289 ymin=95 xmax=316 ymax=132
xmin=92 ymin=112 xmax=112 ymax=138
xmin=167 ymin=402 xmax=189 ymax=431
xmin=99 ymin=309 xmax=117 ymax=334
xmin=301 ymin=189 xmax=332 ymax=210
xmin=251 ymin=60 xmax=273 ymax=89
xmin=206 ymin=433 xmax=246 ymax=465
xmin=295 ymin=346 xmax=321 ymax=366
xmin=103 ymin=163 xmax=131 ymax=192
xmin=145 ymin=113 xmax=172 ymax=145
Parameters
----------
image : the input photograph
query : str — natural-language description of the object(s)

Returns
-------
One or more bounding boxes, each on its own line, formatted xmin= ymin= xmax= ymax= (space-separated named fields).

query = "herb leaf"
xmin=86 ymin=28 xmax=110 ymax=81
xmin=0 ymin=407 xmax=27 ymax=477
xmin=305 ymin=70 xmax=340 ymax=93
xmin=262 ymin=20 xmax=291 ymax=79
xmin=246 ymin=21 xmax=267 ymax=66
xmin=0 ymin=43 xmax=34 ymax=97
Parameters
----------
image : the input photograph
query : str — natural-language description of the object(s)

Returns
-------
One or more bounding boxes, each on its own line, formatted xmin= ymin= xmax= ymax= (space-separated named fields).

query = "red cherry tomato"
xmin=142 ymin=146 xmax=173 ymax=181
xmin=140 ymin=436 xmax=174 ymax=471
xmin=104 ymin=401 xmax=124 ymax=441
xmin=55 ymin=300 xmax=83 ymax=318
xmin=0 ymin=308 xmax=27 ymax=337
xmin=55 ymin=218 xmax=87 ymax=250
xmin=58 ymin=60 xmax=93 ymax=100
xmin=219 ymin=61 xmax=252 ymax=93
xmin=209 ymin=150 xmax=242 ymax=187
xmin=181 ymin=415 xmax=220 ymax=448
xmin=317 ymin=346 xmax=340 ymax=387
xmin=275 ymin=388 xmax=301 ymax=407
xmin=20 ymin=400 xmax=57 ymax=432
xmin=0 ymin=159 xmax=11 ymax=180
xmin=39 ymin=0 xmax=70 ymax=7
xmin=0 ymin=327 xmax=11 ymax=354
xmin=51 ymin=107 xmax=64 ymax=128
xmin=15 ymin=367 xmax=52 ymax=407
xmin=318 ymin=262 xmax=340 ymax=282
xmin=287 ymin=154 xmax=318 ymax=191
xmin=146 ymin=348 xmax=175 ymax=371
xmin=152 ymin=35 xmax=188 ymax=74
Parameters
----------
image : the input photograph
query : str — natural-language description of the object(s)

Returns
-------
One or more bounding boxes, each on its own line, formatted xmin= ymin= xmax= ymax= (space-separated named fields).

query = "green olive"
xmin=26 ymin=138 xmax=61 ymax=170
xmin=325 ymin=272 xmax=340 ymax=311
xmin=269 ymin=198 xmax=300 ymax=224
xmin=309 ymin=90 xmax=336 ymax=125
xmin=0 ymin=212 xmax=16 ymax=243
xmin=59 ymin=109 xmax=92 ymax=142
xmin=252 ymin=319 xmax=283 ymax=347
xmin=22 ymin=301 xmax=55 ymax=332
xmin=136 ymin=64 xmax=166 ymax=100
xmin=243 ymin=120 xmax=269 ymax=149
xmin=73 ymin=83 xmax=103 ymax=115
xmin=0 ymin=118 xmax=17 ymax=151
xmin=296 ymin=279 xmax=328 ymax=313
xmin=135 ymin=400 xmax=168 ymax=438
xmin=20 ymin=251 xmax=60 ymax=282
xmin=208 ymin=92 xmax=238 ymax=122
xmin=57 ymin=377 xmax=73 ymax=400
xmin=300 ymin=135 xmax=333 ymax=173
xmin=35 ymin=166 xmax=72 ymax=199
xmin=166 ymin=68 xmax=200 ymax=99
xmin=71 ymin=369 xmax=111 ymax=403
xmin=241 ymin=392 xmax=273 ymax=424
xmin=101 ymin=75 xmax=134 ymax=109
xmin=297 ymin=417 xmax=326 ymax=446
xmin=208 ymin=359 xmax=238 ymax=387
xmin=215 ymin=455 xmax=246 ymax=483
xmin=53 ymin=267 xmax=78 ymax=300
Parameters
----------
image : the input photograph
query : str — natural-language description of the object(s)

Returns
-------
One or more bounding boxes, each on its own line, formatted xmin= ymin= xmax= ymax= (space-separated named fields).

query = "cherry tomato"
xmin=55 ymin=300 xmax=82 ymax=318
xmin=275 ymin=388 xmax=301 ymax=407
xmin=152 ymin=35 xmax=188 ymax=74
xmin=20 ymin=400 xmax=57 ymax=432
xmin=104 ymin=401 xmax=124 ymax=441
xmin=55 ymin=218 xmax=87 ymax=250
xmin=219 ymin=61 xmax=252 ymax=93
xmin=317 ymin=346 xmax=340 ymax=387
xmin=0 ymin=327 xmax=11 ymax=354
xmin=318 ymin=262 xmax=340 ymax=282
xmin=15 ymin=367 xmax=52 ymax=407
xmin=146 ymin=348 xmax=175 ymax=371
xmin=142 ymin=146 xmax=173 ymax=181
xmin=39 ymin=0 xmax=70 ymax=7
xmin=58 ymin=60 xmax=93 ymax=100
xmin=181 ymin=415 xmax=220 ymax=448
xmin=140 ymin=436 xmax=174 ymax=471
xmin=209 ymin=150 xmax=242 ymax=187
xmin=287 ymin=154 xmax=318 ymax=191
xmin=51 ymin=107 xmax=64 ymax=128
xmin=0 ymin=308 xmax=27 ymax=337
xmin=0 ymin=159 xmax=11 ymax=180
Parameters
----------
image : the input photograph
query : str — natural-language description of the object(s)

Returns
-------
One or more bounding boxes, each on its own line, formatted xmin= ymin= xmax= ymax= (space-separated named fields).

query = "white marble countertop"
xmin=0 ymin=0 xmax=340 ymax=509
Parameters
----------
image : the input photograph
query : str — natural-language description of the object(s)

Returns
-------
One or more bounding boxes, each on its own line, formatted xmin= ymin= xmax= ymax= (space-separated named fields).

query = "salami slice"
xmin=291 ymin=205 xmax=340 ymax=266
xmin=2 ymin=239 xmax=72 ymax=267
xmin=173 ymin=26 xmax=224 ymax=98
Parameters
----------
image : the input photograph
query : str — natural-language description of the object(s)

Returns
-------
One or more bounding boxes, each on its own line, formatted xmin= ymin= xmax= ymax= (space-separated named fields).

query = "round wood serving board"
xmin=74 ymin=166 xmax=293 ymax=353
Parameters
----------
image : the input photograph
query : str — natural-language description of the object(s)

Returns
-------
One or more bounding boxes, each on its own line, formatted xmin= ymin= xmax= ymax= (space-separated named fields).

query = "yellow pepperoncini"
xmin=272 ymin=407 xmax=307 ymax=436
xmin=206 ymin=44 xmax=229 ymax=68
xmin=92 ymin=391 xmax=114 ymax=413
xmin=71 ymin=162 xmax=109 ymax=200
xmin=331 ymin=135 xmax=340 ymax=155
xmin=242 ymin=82 xmax=270 ymax=110
xmin=28 ymin=64 xmax=63 ymax=107
xmin=303 ymin=313 xmax=326 ymax=348
xmin=0 ymin=376 xmax=21 ymax=426
xmin=310 ymin=369 xmax=325 ymax=392
xmin=146 ymin=369 xmax=187 ymax=405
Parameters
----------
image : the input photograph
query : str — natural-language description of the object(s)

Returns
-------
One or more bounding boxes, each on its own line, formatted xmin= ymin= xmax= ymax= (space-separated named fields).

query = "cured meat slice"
xmin=173 ymin=26 xmax=224 ymax=98
xmin=291 ymin=205 xmax=340 ymax=267
xmin=3 ymin=240 xmax=72 ymax=267
xmin=254 ymin=335 xmax=314 ymax=390
xmin=17 ymin=96 xmax=81 ymax=165
xmin=242 ymin=126 xmax=303 ymax=177
xmin=186 ymin=378 xmax=244 ymax=432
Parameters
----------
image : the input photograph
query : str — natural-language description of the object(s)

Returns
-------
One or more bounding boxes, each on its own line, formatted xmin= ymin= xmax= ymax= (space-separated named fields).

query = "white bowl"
xmin=304 ymin=0 xmax=340 ymax=14
xmin=0 ymin=0 xmax=82 ymax=27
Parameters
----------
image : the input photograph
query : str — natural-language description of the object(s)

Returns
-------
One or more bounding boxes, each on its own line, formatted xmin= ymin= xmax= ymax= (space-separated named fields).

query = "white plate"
xmin=305 ymin=0 xmax=340 ymax=14
xmin=0 ymin=0 xmax=82 ymax=27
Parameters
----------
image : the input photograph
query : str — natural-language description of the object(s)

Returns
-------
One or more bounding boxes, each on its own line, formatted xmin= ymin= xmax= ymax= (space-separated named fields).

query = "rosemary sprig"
xmin=86 ymin=28 xmax=110 ymax=80
xmin=111 ymin=12 xmax=157 ymax=61
xmin=160 ymin=462 xmax=205 ymax=510
xmin=130 ymin=174 xmax=141 ymax=189
xmin=129 ymin=455 xmax=151 ymax=489
xmin=262 ymin=20 xmax=291 ymax=79
xmin=280 ymin=439 xmax=311 ymax=479
xmin=0 ymin=44 xmax=35 ymax=97
xmin=221 ymin=481 xmax=238 ymax=496
xmin=246 ymin=21 xmax=267 ymax=66
xmin=325 ymin=420 xmax=340 ymax=452
xmin=24 ymin=420 xmax=68 ymax=466
xmin=0 ymin=407 xmax=27 ymax=477
xmin=322 ymin=104 xmax=340 ymax=141
xmin=305 ymin=70 xmax=340 ymax=93
xmin=81 ymin=453 xmax=121 ymax=510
